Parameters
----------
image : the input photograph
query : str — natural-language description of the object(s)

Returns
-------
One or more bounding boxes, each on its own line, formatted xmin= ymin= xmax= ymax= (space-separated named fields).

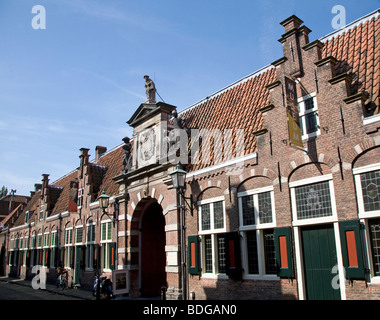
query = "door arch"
xmin=140 ymin=201 xmax=166 ymax=297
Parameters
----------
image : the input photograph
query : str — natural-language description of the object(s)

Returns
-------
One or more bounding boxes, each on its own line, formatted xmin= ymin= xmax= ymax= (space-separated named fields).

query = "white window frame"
xmin=43 ymin=232 xmax=49 ymax=248
xmin=197 ymin=196 xmax=227 ymax=279
xmin=37 ymin=233 xmax=43 ymax=249
xmin=238 ymin=186 xmax=276 ymax=230
xmin=101 ymin=220 xmax=112 ymax=243
xmin=39 ymin=205 xmax=44 ymax=221
xmin=353 ymin=163 xmax=380 ymax=219
xmin=298 ymin=92 xmax=320 ymax=140
xmin=65 ymin=228 xmax=73 ymax=246
xmin=77 ymin=188 xmax=84 ymax=209
xmin=86 ymin=221 xmax=95 ymax=244
xmin=198 ymin=196 xmax=226 ymax=235
xmin=353 ymin=163 xmax=380 ymax=283
xmin=290 ymin=174 xmax=338 ymax=227
xmin=238 ymin=186 xmax=278 ymax=280
xmin=75 ymin=225 xmax=83 ymax=245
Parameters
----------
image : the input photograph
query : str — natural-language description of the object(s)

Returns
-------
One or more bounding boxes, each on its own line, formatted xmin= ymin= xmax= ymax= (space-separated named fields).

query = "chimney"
xmin=95 ymin=146 xmax=107 ymax=161
xmin=41 ymin=174 xmax=49 ymax=199
xmin=79 ymin=148 xmax=90 ymax=179
xmin=279 ymin=15 xmax=311 ymax=78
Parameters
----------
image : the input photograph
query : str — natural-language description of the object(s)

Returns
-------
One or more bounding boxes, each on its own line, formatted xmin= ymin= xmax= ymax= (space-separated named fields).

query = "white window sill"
xmin=363 ymin=114 xmax=380 ymax=126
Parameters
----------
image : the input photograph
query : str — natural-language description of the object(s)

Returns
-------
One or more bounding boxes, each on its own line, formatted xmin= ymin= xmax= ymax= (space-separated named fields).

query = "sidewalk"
xmin=0 ymin=276 xmax=95 ymax=300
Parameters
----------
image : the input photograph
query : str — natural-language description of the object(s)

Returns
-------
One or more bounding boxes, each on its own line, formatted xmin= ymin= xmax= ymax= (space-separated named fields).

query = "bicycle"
xmin=56 ymin=267 xmax=68 ymax=291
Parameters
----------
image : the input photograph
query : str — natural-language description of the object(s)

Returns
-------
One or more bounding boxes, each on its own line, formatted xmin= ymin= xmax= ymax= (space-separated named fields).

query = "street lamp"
xmin=170 ymin=164 xmax=187 ymax=190
xmin=98 ymin=190 xmax=110 ymax=211
xmin=169 ymin=164 xmax=193 ymax=300
xmin=96 ymin=190 xmax=119 ymax=300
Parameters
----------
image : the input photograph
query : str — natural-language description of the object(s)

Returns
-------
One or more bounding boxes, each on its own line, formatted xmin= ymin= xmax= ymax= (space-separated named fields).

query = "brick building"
xmin=5 ymin=9 xmax=380 ymax=300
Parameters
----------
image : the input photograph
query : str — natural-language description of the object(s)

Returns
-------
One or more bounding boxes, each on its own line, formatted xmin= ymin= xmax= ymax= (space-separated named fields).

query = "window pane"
xmin=360 ymin=170 xmax=380 ymax=212
xmin=263 ymin=229 xmax=277 ymax=275
xmin=246 ymin=231 xmax=259 ymax=274
xmin=101 ymin=224 xmax=106 ymax=241
xmin=305 ymin=112 xmax=318 ymax=134
xmin=242 ymin=195 xmax=255 ymax=226
xmin=304 ymin=98 xmax=314 ymax=110
xmin=295 ymin=181 xmax=333 ymax=220
xmin=369 ymin=219 xmax=380 ymax=276
xmin=258 ymin=192 xmax=272 ymax=224
xmin=217 ymin=234 xmax=226 ymax=274
xmin=107 ymin=222 xmax=112 ymax=240
xmin=201 ymin=204 xmax=211 ymax=231
xmin=76 ymin=227 xmax=83 ymax=243
xmin=214 ymin=201 xmax=224 ymax=229
xmin=204 ymin=235 xmax=213 ymax=273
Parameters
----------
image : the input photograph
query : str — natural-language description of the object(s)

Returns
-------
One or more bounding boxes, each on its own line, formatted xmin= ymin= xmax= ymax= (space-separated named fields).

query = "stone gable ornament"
xmin=144 ymin=75 xmax=156 ymax=104
xmin=122 ymin=137 xmax=132 ymax=174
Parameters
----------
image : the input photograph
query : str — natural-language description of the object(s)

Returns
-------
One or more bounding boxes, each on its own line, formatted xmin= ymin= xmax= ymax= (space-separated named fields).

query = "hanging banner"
xmin=285 ymin=77 xmax=303 ymax=148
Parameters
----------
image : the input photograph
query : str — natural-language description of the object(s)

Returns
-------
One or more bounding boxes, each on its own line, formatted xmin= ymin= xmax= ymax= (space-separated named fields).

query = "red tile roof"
xmin=321 ymin=12 xmax=380 ymax=111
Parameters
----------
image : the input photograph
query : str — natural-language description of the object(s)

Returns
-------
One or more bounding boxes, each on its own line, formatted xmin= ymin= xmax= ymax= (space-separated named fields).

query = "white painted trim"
xmin=186 ymin=153 xmax=257 ymax=180
xmin=352 ymin=163 xmax=380 ymax=175
xmin=289 ymin=174 xmax=333 ymax=188
xmin=290 ymin=178 xmax=337 ymax=226
xmin=353 ymin=163 xmax=380 ymax=219
xmin=363 ymin=113 xmax=380 ymax=126
xmin=333 ymin=222 xmax=346 ymax=300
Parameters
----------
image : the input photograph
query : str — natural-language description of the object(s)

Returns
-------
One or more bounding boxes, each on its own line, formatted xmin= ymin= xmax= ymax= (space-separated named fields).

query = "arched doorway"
xmin=140 ymin=201 xmax=166 ymax=297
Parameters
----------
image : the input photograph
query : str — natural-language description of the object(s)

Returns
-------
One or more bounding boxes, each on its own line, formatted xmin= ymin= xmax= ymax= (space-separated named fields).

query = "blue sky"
xmin=0 ymin=0 xmax=379 ymax=196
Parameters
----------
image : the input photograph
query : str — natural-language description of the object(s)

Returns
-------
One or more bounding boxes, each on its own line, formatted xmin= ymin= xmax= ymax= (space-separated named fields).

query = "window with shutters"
xmin=238 ymin=187 xmax=277 ymax=278
xmin=198 ymin=197 xmax=227 ymax=278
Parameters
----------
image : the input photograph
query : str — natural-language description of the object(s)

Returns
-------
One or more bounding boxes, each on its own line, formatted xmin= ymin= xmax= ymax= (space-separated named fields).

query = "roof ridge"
xmin=320 ymin=8 xmax=380 ymax=43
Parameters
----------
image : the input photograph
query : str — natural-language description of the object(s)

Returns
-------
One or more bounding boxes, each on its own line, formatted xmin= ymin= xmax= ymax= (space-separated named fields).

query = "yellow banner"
xmin=287 ymin=112 xmax=303 ymax=148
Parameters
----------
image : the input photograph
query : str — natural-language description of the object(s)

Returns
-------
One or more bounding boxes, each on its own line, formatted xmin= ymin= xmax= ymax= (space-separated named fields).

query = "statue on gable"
xmin=122 ymin=136 xmax=132 ymax=174
xmin=144 ymin=75 xmax=156 ymax=104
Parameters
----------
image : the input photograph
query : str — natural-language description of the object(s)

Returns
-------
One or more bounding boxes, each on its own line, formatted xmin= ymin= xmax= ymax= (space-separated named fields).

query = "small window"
xmin=75 ymin=227 xmax=83 ymax=244
xmin=86 ymin=222 xmax=95 ymax=243
xmin=65 ymin=229 xmax=72 ymax=246
xmin=298 ymin=94 xmax=320 ymax=139
xmin=39 ymin=205 xmax=44 ymax=220
xmin=369 ymin=219 xmax=380 ymax=276
xmin=101 ymin=221 xmax=112 ymax=242
xmin=78 ymin=188 xmax=84 ymax=209
xmin=360 ymin=170 xmax=380 ymax=213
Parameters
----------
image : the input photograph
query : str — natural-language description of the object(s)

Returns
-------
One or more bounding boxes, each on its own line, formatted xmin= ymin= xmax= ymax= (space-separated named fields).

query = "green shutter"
xmin=188 ymin=236 xmax=200 ymax=275
xmin=339 ymin=220 xmax=366 ymax=280
xmin=224 ymin=232 xmax=243 ymax=280
xmin=109 ymin=243 xmax=116 ymax=270
xmin=274 ymin=227 xmax=294 ymax=278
